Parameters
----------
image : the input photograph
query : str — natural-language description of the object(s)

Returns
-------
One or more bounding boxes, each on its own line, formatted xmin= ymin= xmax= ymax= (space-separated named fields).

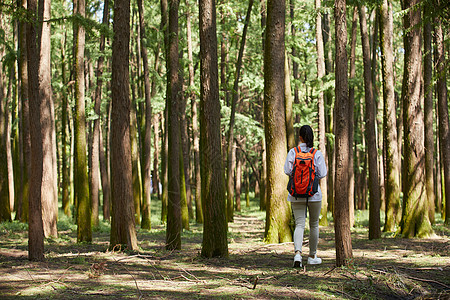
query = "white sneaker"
xmin=307 ymin=254 xmax=322 ymax=265
xmin=293 ymin=253 xmax=302 ymax=268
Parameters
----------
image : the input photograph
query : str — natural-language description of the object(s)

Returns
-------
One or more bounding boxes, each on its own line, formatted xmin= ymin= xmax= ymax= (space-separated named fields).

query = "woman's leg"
xmin=308 ymin=201 xmax=322 ymax=257
xmin=291 ymin=201 xmax=307 ymax=253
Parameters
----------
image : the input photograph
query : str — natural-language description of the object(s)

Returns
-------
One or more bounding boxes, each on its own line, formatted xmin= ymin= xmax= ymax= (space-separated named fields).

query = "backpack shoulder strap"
xmin=294 ymin=146 xmax=300 ymax=155
xmin=309 ymin=148 xmax=317 ymax=155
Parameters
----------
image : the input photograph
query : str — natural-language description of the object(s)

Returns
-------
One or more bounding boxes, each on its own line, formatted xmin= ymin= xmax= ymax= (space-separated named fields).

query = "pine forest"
xmin=0 ymin=0 xmax=449 ymax=298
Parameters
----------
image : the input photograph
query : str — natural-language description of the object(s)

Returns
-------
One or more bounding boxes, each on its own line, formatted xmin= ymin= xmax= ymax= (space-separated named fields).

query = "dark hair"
xmin=299 ymin=125 xmax=314 ymax=148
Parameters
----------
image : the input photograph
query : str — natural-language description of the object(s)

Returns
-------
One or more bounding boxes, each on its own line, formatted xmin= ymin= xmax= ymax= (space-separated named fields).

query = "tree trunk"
xmin=18 ymin=0 xmax=30 ymax=222
xmin=137 ymin=0 xmax=152 ymax=229
xmin=334 ymin=0 xmax=353 ymax=266
xmin=380 ymin=0 xmax=401 ymax=232
xmin=0 ymin=36 xmax=11 ymax=222
xmin=199 ymin=0 xmax=228 ymax=258
xmin=226 ymin=0 xmax=253 ymax=223
xmin=74 ymin=0 xmax=91 ymax=242
xmin=166 ymin=0 xmax=182 ymax=250
xmin=236 ymin=150 xmax=242 ymax=212
xmin=263 ymin=0 xmax=292 ymax=244
xmin=284 ymin=51 xmax=295 ymax=150
xmin=110 ymin=0 xmax=138 ymax=250
xmin=323 ymin=12 xmax=335 ymax=216
xmin=60 ymin=32 xmax=71 ymax=218
xmin=316 ymin=0 xmax=328 ymax=227
xmin=434 ymin=18 xmax=450 ymax=225
xmin=130 ymin=102 xmax=141 ymax=226
xmin=400 ymin=0 xmax=433 ymax=238
xmin=359 ymin=5 xmax=381 ymax=240
xmin=160 ymin=0 xmax=169 ymax=224
xmin=347 ymin=6 xmax=357 ymax=228
xmin=186 ymin=0 xmax=202 ymax=223
xmin=26 ymin=0 xmax=46 ymax=260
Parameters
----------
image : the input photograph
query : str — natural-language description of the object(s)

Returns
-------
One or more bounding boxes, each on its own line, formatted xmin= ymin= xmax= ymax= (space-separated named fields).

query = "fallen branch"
xmin=323 ymin=266 xmax=336 ymax=276
xmin=373 ymin=269 xmax=450 ymax=289
xmin=111 ymin=254 xmax=143 ymax=299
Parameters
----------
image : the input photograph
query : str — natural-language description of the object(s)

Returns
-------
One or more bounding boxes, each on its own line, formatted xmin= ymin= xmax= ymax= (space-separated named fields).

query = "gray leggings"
xmin=291 ymin=201 xmax=322 ymax=256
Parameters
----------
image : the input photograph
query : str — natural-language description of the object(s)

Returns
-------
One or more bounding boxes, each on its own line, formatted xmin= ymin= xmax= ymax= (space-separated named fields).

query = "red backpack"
xmin=287 ymin=147 xmax=319 ymax=198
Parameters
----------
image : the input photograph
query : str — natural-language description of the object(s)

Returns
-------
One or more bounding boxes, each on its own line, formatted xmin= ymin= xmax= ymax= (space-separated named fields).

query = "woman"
xmin=284 ymin=125 xmax=327 ymax=268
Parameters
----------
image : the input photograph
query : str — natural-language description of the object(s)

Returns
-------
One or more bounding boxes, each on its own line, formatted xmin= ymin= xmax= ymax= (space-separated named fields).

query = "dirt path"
xmin=1 ymin=210 xmax=449 ymax=299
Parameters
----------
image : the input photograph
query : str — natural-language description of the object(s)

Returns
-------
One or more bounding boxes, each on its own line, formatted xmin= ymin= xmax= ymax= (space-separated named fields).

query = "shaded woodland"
xmin=0 ymin=0 xmax=449 ymax=271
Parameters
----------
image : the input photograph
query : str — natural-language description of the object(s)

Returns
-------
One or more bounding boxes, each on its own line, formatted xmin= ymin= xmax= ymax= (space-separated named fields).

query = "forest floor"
xmin=0 ymin=198 xmax=449 ymax=299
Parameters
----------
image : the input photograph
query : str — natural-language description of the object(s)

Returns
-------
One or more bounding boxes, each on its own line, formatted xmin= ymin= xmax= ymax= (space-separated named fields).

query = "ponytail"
xmin=299 ymin=125 xmax=314 ymax=148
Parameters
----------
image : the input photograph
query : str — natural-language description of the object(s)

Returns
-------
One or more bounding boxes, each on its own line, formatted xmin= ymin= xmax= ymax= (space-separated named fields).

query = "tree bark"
xmin=316 ymin=0 xmax=328 ymax=227
xmin=166 ymin=0 xmax=182 ymax=250
xmin=400 ymin=0 xmax=433 ymax=237
xmin=359 ymin=5 xmax=381 ymax=240
xmin=225 ymin=0 xmax=253 ymax=223
xmin=160 ymin=0 xmax=169 ymax=224
xmin=422 ymin=6 xmax=435 ymax=224
xmin=434 ymin=17 xmax=450 ymax=225
xmin=110 ymin=0 xmax=138 ymax=250
xmin=138 ymin=0 xmax=152 ymax=229
xmin=347 ymin=7 xmax=357 ymax=228
xmin=74 ymin=0 xmax=92 ymax=242
xmin=284 ymin=51 xmax=295 ymax=151
xmin=263 ymin=0 xmax=292 ymax=244
xmin=199 ymin=0 xmax=228 ymax=258
xmin=380 ymin=0 xmax=401 ymax=232
xmin=334 ymin=0 xmax=353 ymax=266
xmin=0 ymin=30 xmax=11 ymax=222
xmin=19 ymin=0 xmax=30 ymax=222
xmin=186 ymin=0 xmax=202 ymax=223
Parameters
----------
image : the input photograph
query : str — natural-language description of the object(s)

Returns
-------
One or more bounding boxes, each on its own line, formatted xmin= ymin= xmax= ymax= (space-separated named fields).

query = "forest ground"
xmin=0 ymin=197 xmax=449 ymax=300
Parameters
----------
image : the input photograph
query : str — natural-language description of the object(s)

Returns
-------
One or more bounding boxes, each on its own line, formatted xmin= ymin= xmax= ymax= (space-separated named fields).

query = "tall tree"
xmin=400 ymin=0 xmax=433 ymax=237
xmin=423 ymin=4 xmax=435 ymax=224
xmin=186 ymin=0 xmax=202 ymax=223
xmin=110 ymin=0 xmax=138 ymax=250
xmin=0 ymin=26 xmax=11 ymax=222
xmin=138 ymin=0 xmax=153 ymax=230
xmin=380 ymin=0 xmax=401 ymax=232
xmin=74 ymin=0 xmax=92 ymax=242
xmin=160 ymin=0 xmax=169 ymax=223
xmin=263 ymin=0 xmax=292 ymax=244
xmin=316 ymin=0 xmax=328 ymax=226
xmin=18 ymin=0 xmax=30 ymax=222
xmin=359 ymin=5 xmax=381 ymax=240
xmin=226 ymin=0 xmax=254 ymax=222
xmin=434 ymin=16 xmax=450 ymax=224
xmin=334 ymin=0 xmax=353 ymax=266
xmin=166 ymin=0 xmax=182 ymax=250
xmin=348 ymin=6 xmax=357 ymax=228
xmin=61 ymin=32 xmax=70 ymax=218
xmin=95 ymin=0 xmax=111 ymax=222
xmin=199 ymin=0 xmax=228 ymax=257
xmin=26 ymin=0 xmax=48 ymax=260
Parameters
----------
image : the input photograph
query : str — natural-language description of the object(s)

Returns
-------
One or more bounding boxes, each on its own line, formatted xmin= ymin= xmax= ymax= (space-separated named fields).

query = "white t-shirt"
xmin=284 ymin=143 xmax=328 ymax=202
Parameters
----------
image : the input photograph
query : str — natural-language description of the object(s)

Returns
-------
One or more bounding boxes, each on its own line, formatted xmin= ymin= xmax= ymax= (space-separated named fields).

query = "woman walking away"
xmin=284 ymin=125 xmax=327 ymax=268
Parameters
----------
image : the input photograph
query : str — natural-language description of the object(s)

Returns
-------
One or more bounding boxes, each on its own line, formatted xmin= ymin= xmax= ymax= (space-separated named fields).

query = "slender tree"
xmin=74 ymin=0 xmax=92 ymax=242
xmin=334 ymin=0 xmax=353 ymax=266
xmin=423 ymin=4 xmax=435 ymax=224
xmin=434 ymin=16 xmax=450 ymax=224
xmin=380 ymin=0 xmax=401 ymax=232
xmin=263 ymin=0 xmax=292 ymax=244
xmin=199 ymin=0 xmax=228 ymax=257
xmin=0 ymin=32 xmax=11 ymax=222
xmin=316 ymin=0 xmax=328 ymax=226
xmin=226 ymin=0 xmax=254 ymax=222
xmin=138 ymin=0 xmax=153 ymax=230
xmin=400 ymin=0 xmax=433 ymax=237
xmin=166 ymin=0 xmax=182 ymax=250
xmin=18 ymin=0 xmax=30 ymax=222
xmin=110 ymin=0 xmax=138 ymax=250
xmin=359 ymin=5 xmax=381 ymax=240
xmin=186 ymin=0 xmax=202 ymax=223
